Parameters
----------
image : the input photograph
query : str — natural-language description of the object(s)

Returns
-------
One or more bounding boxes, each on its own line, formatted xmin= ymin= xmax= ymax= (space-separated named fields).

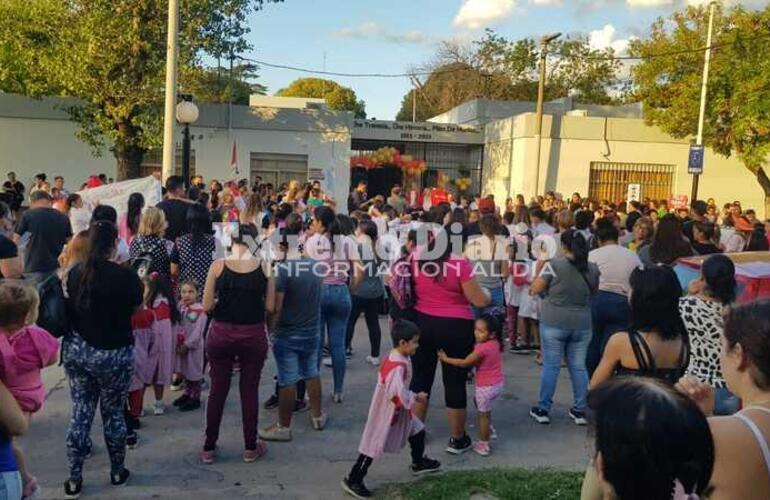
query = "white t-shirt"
xmin=588 ymin=244 xmax=641 ymax=297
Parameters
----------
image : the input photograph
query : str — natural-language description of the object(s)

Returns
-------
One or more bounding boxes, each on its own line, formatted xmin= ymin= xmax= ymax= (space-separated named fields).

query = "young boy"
xmin=341 ymin=320 xmax=441 ymax=498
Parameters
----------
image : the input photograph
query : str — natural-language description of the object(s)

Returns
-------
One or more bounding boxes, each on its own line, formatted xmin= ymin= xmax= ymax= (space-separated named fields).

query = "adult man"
xmin=259 ymin=215 xmax=326 ymax=442
xmin=348 ymin=180 xmax=368 ymax=213
xmin=530 ymin=208 xmax=555 ymax=237
xmin=586 ymin=218 xmax=641 ymax=376
xmin=53 ymin=176 xmax=69 ymax=197
xmin=157 ymin=175 xmax=191 ymax=242
xmin=3 ymin=172 xmax=25 ymax=214
xmin=683 ymin=200 xmax=708 ymax=243
xmin=387 ymin=184 xmax=407 ymax=215
xmin=14 ymin=190 xmax=72 ymax=285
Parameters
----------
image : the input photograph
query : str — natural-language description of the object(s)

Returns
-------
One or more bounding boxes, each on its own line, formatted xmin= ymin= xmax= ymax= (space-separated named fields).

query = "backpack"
xmin=387 ymin=255 xmax=417 ymax=322
xmin=36 ymin=273 xmax=71 ymax=338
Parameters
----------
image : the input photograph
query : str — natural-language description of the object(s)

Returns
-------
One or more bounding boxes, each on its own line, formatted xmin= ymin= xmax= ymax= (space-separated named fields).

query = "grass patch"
xmin=378 ymin=468 xmax=583 ymax=500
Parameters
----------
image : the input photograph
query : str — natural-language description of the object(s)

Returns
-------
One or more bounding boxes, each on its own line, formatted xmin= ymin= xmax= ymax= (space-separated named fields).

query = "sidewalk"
xmin=22 ymin=322 xmax=590 ymax=499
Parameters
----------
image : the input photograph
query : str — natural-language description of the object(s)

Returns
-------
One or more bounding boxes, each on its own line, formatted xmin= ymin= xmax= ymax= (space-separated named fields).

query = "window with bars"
xmin=140 ymin=148 xmax=196 ymax=179
xmin=588 ymin=162 xmax=675 ymax=203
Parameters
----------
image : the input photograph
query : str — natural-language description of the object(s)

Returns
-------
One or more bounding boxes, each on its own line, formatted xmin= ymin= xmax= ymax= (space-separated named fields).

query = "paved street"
xmin=23 ymin=321 xmax=590 ymax=499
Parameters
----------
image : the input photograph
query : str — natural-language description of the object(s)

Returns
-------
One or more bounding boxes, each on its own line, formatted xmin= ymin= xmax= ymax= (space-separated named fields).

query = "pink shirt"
xmin=413 ymin=254 xmax=474 ymax=320
xmin=305 ymin=233 xmax=359 ymax=285
xmin=0 ymin=325 xmax=59 ymax=413
xmin=474 ymin=340 xmax=503 ymax=387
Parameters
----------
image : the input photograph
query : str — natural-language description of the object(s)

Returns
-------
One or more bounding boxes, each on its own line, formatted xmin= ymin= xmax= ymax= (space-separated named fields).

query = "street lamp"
xmin=176 ymin=96 xmax=199 ymax=190
xmin=532 ymin=32 xmax=562 ymax=198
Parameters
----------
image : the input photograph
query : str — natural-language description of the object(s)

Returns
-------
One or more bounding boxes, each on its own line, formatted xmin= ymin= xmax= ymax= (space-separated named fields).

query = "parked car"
xmin=674 ymin=252 xmax=770 ymax=304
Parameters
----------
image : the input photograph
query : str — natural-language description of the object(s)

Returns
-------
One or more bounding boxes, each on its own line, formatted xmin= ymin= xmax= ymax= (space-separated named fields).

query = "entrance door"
xmin=249 ymin=153 xmax=308 ymax=187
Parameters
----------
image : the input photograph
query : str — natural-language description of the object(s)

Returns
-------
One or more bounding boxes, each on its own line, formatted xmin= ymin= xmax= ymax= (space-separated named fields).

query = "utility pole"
xmin=691 ymin=1 xmax=716 ymax=203
xmin=161 ymin=0 xmax=180 ymax=182
xmin=532 ymin=33 xmax=561 ymax=199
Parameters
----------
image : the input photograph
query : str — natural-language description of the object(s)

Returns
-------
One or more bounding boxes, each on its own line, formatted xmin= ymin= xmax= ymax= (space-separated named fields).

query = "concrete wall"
xmin=483 ymin=113 xmax=767 ymax=216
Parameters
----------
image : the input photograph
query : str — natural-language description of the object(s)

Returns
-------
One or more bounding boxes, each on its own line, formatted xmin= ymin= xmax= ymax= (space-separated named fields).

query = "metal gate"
xmin=588 ymin=162 xmax=675 ymax=203
xmin=249 ymin=153 xmax=308 ymax=187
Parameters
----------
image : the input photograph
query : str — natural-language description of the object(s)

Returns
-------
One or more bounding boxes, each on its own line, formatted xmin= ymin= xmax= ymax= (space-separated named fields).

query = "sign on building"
xmin=669 ymin=195 xmax=689 ymax=210
xmin=627 ymin=183 xmax=642 ymax=202
xmin=688 ymin=145 xmax=705 ymax=175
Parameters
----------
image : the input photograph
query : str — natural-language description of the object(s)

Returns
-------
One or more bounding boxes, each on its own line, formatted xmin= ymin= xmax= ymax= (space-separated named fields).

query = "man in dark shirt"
xmin=157 ymin=175 xmax=192 ymax=242
xmin=347 ymin=180 xmax=368 ymax=213
xmin=14 ymin=190 xmax=72 ymax=284
xmin=2 ymin=172 xmax=25 ymax=214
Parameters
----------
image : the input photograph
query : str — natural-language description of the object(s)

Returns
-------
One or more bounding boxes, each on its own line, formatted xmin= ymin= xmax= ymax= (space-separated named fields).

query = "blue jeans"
xmin=273 ymin=334 xmax=321 ymax=387
xmin=0 ymin=471 xmax=22 ymax=500
xmin=473 ymin=285 xmax=505 ymax=319
xmin=588 ymin=291 xmax=630 ymax=376
xmin=537 ymin=324 xmax=591 ymax=412
xmin=317 ymin=284 xmax=352 ymax=394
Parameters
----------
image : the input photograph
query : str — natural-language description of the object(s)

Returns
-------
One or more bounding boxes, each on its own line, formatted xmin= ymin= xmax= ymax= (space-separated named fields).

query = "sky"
xmin=243 ymin=0 xmax=769 ymax=120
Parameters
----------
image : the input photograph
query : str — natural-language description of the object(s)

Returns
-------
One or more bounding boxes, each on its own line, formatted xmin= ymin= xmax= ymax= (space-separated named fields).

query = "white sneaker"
xmin=365 ymin=356 xmax=380 ymax=366
xmin=332 ymin=393 xmax=344 ymax=404
xmin=323 ymin=357 xmax=333 ymax=367
xmin=490 ymin=425 xmax=498 ymax=440
xmin=153 ymin=401 xmax=165 ymax=416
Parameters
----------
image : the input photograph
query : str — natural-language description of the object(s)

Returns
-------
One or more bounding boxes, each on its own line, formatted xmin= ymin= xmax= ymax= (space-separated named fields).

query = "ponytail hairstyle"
xmin=701 ymin=254 xmax=737 ymax=305
xmin=127 ymin=193 xmax=144 ymax=237
xmin=76 ymin=220 xmax=118 ymax=309
xmin=186 ymin=202 xmax=211 ymax=248
xmin=143 ymin=272 xmax=181 ymax=325
xmin=313 ymin=205 xmax=341 ymax=252
xmin=560 ymin=229 xmax=589 ymax=272
xmin=479 ymin=313 xmax=503 ymax=352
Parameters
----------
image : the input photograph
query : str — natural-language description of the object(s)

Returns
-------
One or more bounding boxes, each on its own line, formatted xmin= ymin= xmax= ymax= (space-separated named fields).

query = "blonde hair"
xmin=138 ymin=207 xmax=167 ymax=236
xmin=0 ymin=281 xmax=39 ymax=329
xmin=59 ymin=230 xmax=90 ymax=269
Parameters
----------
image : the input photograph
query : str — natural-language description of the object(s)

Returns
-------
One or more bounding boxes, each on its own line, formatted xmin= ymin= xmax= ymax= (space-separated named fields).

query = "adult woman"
xmin=119 ymin=193 xmax=144 ymax=245
xmin=464 ymin=214 xmax=508 ymax=317
xmin=530 ymin=230 xmax=599 ymax=426
xmin=306 ymin=206 xmax=361 ymax=402
xmin=691 ymin=221 xmax=721 ymax=255
xmin=63 ymin=221 xmax=143 ymax=498
xmin=554 ymin=209 xmax=574 ymax=236
xmin=201 ymin=223 xmax=274 ymax=464
xmin=723 ymin=216 xmax=753 ymax=253
xmin=590 ymin=266 xmax=689 ymax=389
xmin=638 ymin=214 xmax=693 ymax=267
xmin=170 ymin=204 xmax=216 ymax=290
xmin=58 ymin=230 xmax=90 ymax=272
xmin=345 ymin=219 xmax=385 ymax=366
xmin=680 ymin=254 xmax=738 ymax=415
xmin=622 ymin=217 xmax=653 ymax=252
xmin=410 ymin=226 xmax=490 ymax=454
xmin=677 ymin=300 xmax=770 ymax=500
xmin=240 ymin=193 xmax=263 ymax=227
xmin=0 ymin=381 xmax=28 ymax=500
xmin=129 ymin=207 xmax=171 ymax=278
xmin=584 ymin=377 xmax=714 ymax=500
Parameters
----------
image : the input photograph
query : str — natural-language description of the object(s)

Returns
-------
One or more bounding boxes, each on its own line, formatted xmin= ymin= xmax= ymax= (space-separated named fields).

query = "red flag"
xmin=230 ymin=139 xmax=239 ymax=176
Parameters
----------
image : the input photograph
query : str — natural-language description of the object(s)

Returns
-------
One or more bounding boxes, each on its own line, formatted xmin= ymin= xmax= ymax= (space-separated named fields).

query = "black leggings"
xmin=409 ymin=312 xmax=475 ymax=410
xmin=345 ymin=295 xmax=383 ymax=357
xmin=347 ymin=430 xmax=425 ymax=483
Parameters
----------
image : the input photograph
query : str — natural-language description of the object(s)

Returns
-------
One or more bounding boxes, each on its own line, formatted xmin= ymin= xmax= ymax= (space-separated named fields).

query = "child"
xmin=0 ymin=282 xmax=59 ymax=498
xmin=127 ymin=273 xmax=180 ymax=438
xmin=341 ymin=320 xmax=441 ymax=499
xmin=172 ymin=281 xmax=206 ymax=412
xmin=439 ymin=314 xmax=504 ymax=457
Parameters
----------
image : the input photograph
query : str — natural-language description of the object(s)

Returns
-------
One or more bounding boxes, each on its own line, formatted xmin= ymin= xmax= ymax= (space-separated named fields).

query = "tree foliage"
xmin=630 ymin=4 xmax=770 ymax=212
xmin=0 ymin=0 xmax=281 ymax=179
xmin=396 ymin=29 xmax=620 ymax=121
xmin=182 ymin=64 xmax=267 ymax=105
xmin=276 ymin=78 xmax=366 ymax=118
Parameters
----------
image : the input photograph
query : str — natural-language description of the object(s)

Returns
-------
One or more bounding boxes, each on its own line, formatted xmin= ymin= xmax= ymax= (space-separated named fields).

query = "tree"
xmin=276 ymin=78 xmax=366 ymax=118
xmin=0 ymin=0 xmax=281 ymax=179
xmin=182 ymin=64 xmax=267 ymax=105
xmin=630 ymin=5 xmax=770 ymax=215
xmin=396 ymin=29 xmax=620 ymax=121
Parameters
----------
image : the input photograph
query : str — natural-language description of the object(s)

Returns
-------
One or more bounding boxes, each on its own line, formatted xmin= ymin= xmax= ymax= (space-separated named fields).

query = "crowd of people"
xmin=0 ymin=169 xmax=769 ymax=500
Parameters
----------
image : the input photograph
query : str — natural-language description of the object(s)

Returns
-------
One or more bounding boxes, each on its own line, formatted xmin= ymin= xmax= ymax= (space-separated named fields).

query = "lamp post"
xmin=176 ymin=96 xmax=199 ymax=191
xmin=161 ymin=0 xmax=180 ymax=182
xmin=691 ymin=1 xmax=717 ymax=203
xmin=533 ymin=32 xmax=562 ymax=198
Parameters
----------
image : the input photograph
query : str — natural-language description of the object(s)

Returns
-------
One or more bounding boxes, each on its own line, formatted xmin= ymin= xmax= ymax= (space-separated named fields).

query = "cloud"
xmin=453 ymin=0 xmax=517 ymax=30
xmin=589 ymin=24 xmax=634 ymax=54
xmin=334 ymin=22 xmax=431 ymax=44
xmin=530 ymin=0 xmax=562 ymax=4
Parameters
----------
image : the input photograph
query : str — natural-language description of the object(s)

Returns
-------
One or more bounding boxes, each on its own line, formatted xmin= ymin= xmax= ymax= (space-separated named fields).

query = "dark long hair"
xmin=701 ymin=254 xmax=737 ymax=305
xmin=747 ymin=224 xmax=769 ymax=251
xmin=314 ymin=206 xmax=342 ymax=252
xmin=589 ymin=377 xmax=714 ymax=500
xmin=187 ymin=202 xmax=211 ymax=247
xmin=76 ymin=220 xmax=118 ymax=308
xmin=127 ymin=193 xmax=144 ymax=237
xmin=649 ymin=214 xmax=693 ymax=265
xmin=560 ymin=229 xmax=589 ymax=272
xmin=144 ymin=273 xmax=181 ymax=325
xmin=723 ymin=300 xmax=770 ymax=390
xmin=629 ymin=266 xmax=686 ymax=340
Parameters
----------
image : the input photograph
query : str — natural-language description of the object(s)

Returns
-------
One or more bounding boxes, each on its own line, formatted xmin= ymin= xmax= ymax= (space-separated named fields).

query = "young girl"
xmin=172 ymin=281 xmax=207 ymax=412
xmin=342 ymin=320 xmax=441 ymax=499
xmin=0 ymin=282 xmax=59 ymax=498
xmin=127 ymin=273 xmax=180 ymax=433
xmin=439 ymin=314 xmax=504 ymax=457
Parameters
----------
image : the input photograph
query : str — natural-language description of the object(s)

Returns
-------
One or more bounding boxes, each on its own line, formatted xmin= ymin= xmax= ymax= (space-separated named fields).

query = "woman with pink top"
xmin=409 ymin=225 xmax=490 ymax=455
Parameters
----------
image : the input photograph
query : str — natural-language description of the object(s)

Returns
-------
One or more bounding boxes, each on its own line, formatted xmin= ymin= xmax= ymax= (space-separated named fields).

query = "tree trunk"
xmin=114 ymin=144 xmax=145 ymax=181
xmin=755 ymin=167 xmax=770 ymax=219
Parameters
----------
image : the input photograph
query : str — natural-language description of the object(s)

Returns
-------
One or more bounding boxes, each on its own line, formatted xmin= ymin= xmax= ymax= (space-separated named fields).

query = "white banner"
xmin=76 ymin=175 xmax=162 ymax=217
